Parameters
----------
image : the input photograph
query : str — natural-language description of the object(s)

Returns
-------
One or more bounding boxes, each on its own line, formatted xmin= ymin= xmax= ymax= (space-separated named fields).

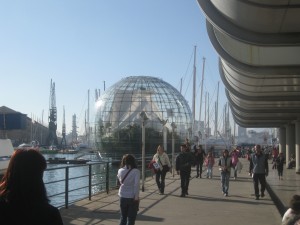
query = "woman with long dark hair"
xmin=117 ymin=154 xmax=140 ymax=225
xmin=0 ymin=149 xmax=63 ymax=225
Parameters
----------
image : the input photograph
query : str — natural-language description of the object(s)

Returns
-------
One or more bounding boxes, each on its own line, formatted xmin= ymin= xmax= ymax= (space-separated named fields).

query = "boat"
xmin=0 ymin=139 xmax=14 ymax=175
xmin=17 ymin=140 xmax=40 ymax=151
xmin=47 ymin=157 xmax=90 ymax=164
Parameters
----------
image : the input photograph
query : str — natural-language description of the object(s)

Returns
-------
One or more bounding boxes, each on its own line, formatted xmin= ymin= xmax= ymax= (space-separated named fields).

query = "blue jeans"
xmin=220 ymin=171 xmax=230 ymax=194
xmin=119 ymin=197 xmax=137 ymax=225
xmin=207 ymin=165 xmax=213 ymax=178
xmin=232 ymin=165 xmax=238 ymax=178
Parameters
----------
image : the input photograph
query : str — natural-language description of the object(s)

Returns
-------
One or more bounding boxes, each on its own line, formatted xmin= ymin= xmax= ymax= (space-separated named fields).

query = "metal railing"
xmin=44 ymin=155 xmax=156 ymax=209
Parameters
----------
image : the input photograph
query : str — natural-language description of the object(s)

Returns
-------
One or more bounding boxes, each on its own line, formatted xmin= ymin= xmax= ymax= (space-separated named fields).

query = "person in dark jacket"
xmin=176 ymin=144 xmax=194 ymax=197
xmin=276 ymin=152 xmax=285 ymax=180
xmin=249 ymin=144 xmax=269 ymax=200
xmin=194 ymin=145 xmax=206 ymax=178
xmin=0 ymin=149 xmax=64 ymax=225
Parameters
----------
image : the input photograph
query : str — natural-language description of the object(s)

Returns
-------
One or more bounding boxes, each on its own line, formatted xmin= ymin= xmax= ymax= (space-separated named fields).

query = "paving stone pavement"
xmin=60 ymin=158 xmax=293 ymax=225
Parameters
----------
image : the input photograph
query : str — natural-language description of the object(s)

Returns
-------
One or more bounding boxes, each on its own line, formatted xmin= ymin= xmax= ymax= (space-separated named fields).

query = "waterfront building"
xmin=94 ymin=76 xmax=193 ymax=155
xmin=0 ymin=106 xmax=48 ymax=146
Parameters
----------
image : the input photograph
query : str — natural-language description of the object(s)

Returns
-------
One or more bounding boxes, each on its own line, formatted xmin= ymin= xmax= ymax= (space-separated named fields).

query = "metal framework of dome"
xmin=94 ymin=76 xmax=192 ymax=154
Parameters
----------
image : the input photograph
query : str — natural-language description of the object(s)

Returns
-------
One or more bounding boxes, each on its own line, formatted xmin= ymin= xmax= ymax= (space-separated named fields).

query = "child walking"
xmin=205 ymin=151 xmax=215 ymax=178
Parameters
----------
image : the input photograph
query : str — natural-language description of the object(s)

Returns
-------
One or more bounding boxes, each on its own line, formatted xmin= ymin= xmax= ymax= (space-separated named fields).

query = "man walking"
xmin=249 ymin=144 xmax=269 ymax=200
xmin=194 ymin=145 xmax=206 ymax=178
xmin=176 ymin=144 xmax=194 ymax=197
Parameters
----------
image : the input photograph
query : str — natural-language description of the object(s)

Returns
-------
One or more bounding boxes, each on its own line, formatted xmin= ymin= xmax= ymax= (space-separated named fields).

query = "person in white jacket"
xmin=152 ymin=145 xmax=171 ymax=195
xmin=117 ymin=154 xmax=140 ymax=225
xmin=282 ymin=195 xmax=300 ymax=225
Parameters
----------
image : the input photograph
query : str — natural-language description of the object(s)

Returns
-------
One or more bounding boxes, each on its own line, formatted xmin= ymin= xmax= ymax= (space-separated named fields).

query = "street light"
xmin=171 ymin=122 xmax=177 ymax=177
xmin=140 ymin=111 xmax=148 ymax=192
xmin=159 ymin=119 xmax=168 ymax=152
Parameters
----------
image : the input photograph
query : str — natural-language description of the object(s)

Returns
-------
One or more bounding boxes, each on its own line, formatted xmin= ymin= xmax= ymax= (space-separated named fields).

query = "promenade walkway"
xmin=59 ymin=158 xmax=298 ymax=225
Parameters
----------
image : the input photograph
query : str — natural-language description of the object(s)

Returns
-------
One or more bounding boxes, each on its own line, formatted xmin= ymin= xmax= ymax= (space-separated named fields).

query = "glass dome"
xmin=94 ymin=76 xmax=192 ymax=155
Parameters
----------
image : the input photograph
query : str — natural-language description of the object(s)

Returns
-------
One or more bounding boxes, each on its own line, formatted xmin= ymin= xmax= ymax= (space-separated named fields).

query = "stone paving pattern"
xmin=60 ymin=158 xmax=299 ymax=225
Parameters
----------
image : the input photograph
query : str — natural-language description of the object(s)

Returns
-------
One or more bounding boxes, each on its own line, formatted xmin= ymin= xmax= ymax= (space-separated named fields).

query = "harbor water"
xmin=43 ymin=153 xmax=120 ymax=208
xmin=42 ymin=152 xmax=153 ymax=208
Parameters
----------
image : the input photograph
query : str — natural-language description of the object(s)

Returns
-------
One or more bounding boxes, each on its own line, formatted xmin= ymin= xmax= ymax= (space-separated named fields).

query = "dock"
xmin=59 ymin=158 xmax=296 ymax=225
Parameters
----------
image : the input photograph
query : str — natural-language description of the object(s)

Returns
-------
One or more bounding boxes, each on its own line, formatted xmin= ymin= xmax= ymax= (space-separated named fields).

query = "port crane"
xmin=47 ymin=79 xmax=58 ymax=147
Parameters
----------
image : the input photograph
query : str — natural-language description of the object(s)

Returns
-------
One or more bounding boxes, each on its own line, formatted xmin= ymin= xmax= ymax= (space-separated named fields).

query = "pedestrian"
xmin=152 ymin=145 xmax=171 ymax=195
xmin=0 ymin=149 xmax=64 ymax=225
xmin=185 ymin=138 xmax=191 ymax=152
xmin=194 ymin=145 xmax=206 ymax=178
xmin=249 ymin=144 xmax=269 ymax=200
xmin=282 ymin=195 xmax=300 ymax=225
xmin=276 ymin=152 xmax=285 ymax=180
xmin=117 ymin=154 xmax=140 ymax=225
xmin=176 ymin=144 xmax=194 ymax=197
xmin=288 ymin=154 xmax=296 ymax=169
xmin=272 ymin=147 xmax=279 ymax=170
xmin=205 ymin=151 xmax=215 ymax=178
xmin=230 ymin=148 xmax=240 ymax=180
xmin=218 ymin=149 xmax=232 ymax=197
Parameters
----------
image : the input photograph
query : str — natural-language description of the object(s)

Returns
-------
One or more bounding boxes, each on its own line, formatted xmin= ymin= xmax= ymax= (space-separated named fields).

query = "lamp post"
xmin=171 ymin=122 xmax=177 ymax=177
xmin=161 ymin=119 xmax=168 ymax=152
xmin=140 ymin=111 xmax=148 ymax=192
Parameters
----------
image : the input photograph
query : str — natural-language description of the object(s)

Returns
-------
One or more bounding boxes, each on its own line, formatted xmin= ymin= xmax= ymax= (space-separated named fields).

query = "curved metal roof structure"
xmin=197 ymin=0 xmax=300 ymax=128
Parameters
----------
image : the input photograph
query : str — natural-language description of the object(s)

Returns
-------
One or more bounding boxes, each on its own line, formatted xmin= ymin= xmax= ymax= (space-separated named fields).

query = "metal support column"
xmin=279 ymin=127 xmax=286 ymax=154
xmin=295 ymin=121 xmax=300 ymax=173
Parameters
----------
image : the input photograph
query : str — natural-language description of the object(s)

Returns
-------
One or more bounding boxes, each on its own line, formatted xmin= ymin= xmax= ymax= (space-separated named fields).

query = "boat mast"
xmin=199 ymin=57 xmax=206 ymax=143
xmin=204 ymin=92 xmax=207 ymax=146
xmin=207 ymin=92 xmax=210 ymax=138
xmin=192 ymin=46 xmax=197 ymax=136
xmin=215 ymin=81 xmax=219 ymax=138
xmin=87 ymin=89 xmax=90 ymax=147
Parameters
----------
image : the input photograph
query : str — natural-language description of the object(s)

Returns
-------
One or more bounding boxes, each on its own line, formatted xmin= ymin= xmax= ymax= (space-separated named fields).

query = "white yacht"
xmin=0 ymin=139 xmax=14 ymax=175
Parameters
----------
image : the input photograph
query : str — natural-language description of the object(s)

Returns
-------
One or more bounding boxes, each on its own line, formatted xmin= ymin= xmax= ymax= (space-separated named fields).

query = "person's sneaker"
xmin=196 ymin=175 xmax=199 ymax=178
xmin=185 ymin=191 xmax=189 ymax=195
xmin=261 ymin=193 xmax=265 ymax=198
xmin=255 ymin=196 xmax=259 ymax=200
xmin=180 ymin=193 xmax=186 ymax=197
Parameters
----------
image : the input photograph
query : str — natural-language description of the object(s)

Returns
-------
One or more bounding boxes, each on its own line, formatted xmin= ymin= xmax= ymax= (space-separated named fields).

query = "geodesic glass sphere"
xmin=94 ymin=76 xmax=192 ymax=155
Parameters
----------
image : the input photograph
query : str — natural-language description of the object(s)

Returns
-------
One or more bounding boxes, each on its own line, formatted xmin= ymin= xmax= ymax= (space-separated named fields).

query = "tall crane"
xmin=47 ymin=79 xmax=58 ymax=147
xmin=61 ymin=106 xmax=67 ymax=149
xmin=71 ymin=114 xmax=78 ymax=148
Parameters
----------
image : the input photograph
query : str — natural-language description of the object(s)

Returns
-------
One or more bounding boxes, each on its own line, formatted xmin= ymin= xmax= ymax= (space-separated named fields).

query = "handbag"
xmin=162 ymin=165 xmax=170 ymax=173
xmin=158 ymin=156 xmax=170 ymax=173
xmin=148 ymin=160 xmax=160 ymax=174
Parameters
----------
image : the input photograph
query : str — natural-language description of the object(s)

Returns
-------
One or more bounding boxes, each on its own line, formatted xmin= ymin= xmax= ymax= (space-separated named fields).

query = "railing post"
xmin=89 ymin=164 xmax=92 ymax=200
xmin=65 ymin=167 xmax=69 ymax=209
xmin=106 ymin=162 xmax=109 ymax=194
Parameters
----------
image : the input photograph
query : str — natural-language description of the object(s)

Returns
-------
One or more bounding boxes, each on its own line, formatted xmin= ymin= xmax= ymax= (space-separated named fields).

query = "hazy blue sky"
xmin=0 ymin=0 xmax=229 ymax=135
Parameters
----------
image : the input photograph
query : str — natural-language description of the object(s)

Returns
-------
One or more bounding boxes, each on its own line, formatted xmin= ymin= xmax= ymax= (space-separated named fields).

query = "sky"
xmin=0 ymin=0 xmax=231 ymax=136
